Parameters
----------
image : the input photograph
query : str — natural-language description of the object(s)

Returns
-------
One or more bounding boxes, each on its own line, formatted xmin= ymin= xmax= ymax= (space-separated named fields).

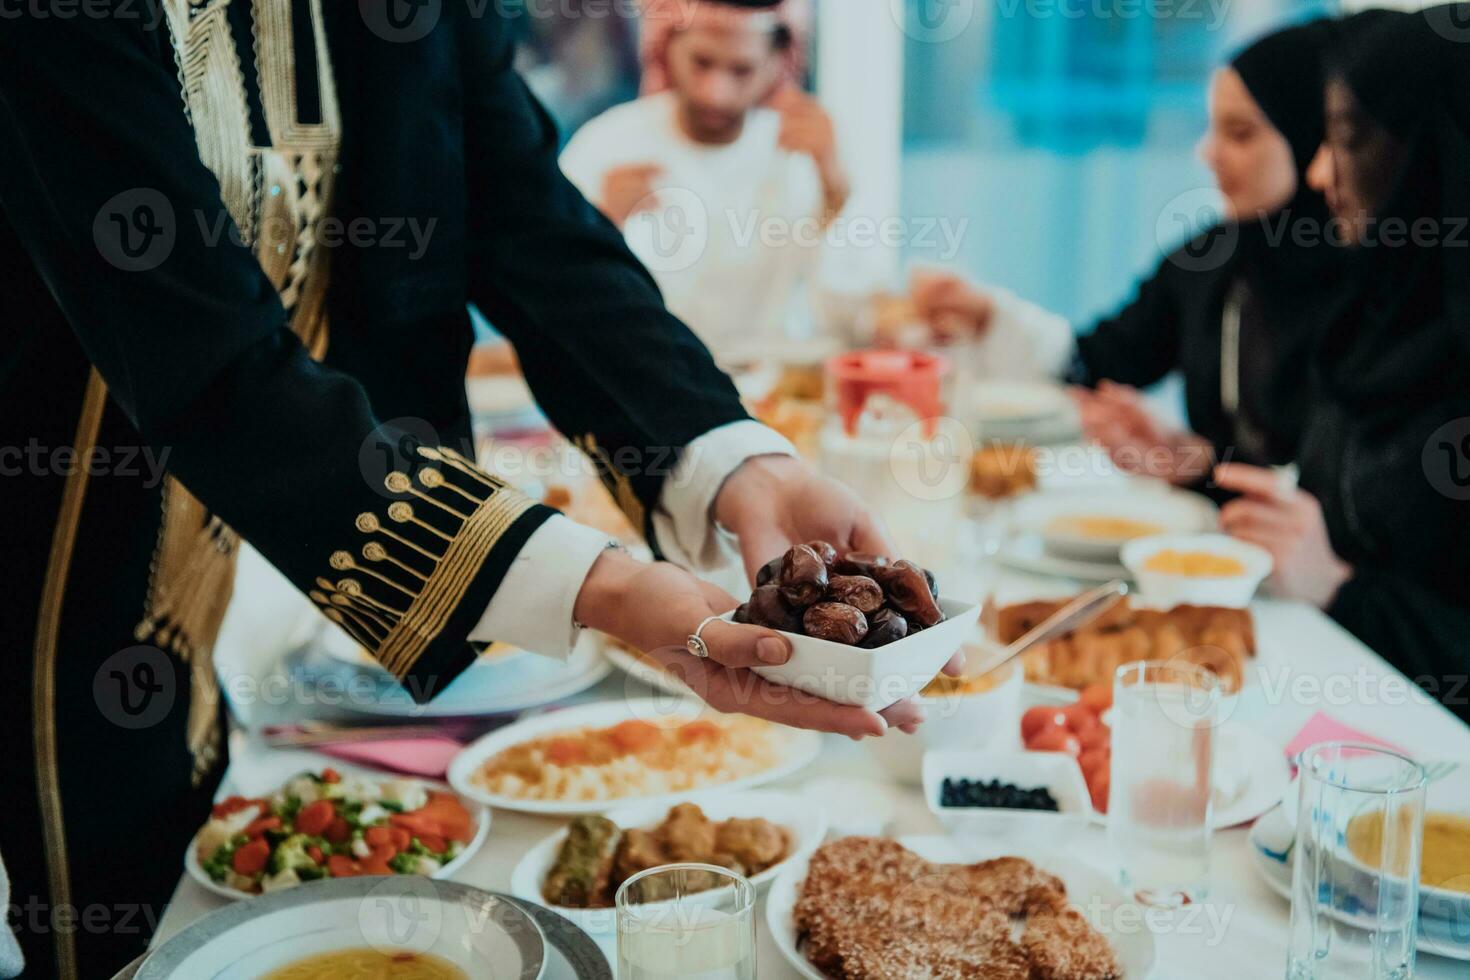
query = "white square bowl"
xmin=722 ymin=597 xmax=979 ymax=711
xmin=923 ymin=748 xmax=1091 ymax=847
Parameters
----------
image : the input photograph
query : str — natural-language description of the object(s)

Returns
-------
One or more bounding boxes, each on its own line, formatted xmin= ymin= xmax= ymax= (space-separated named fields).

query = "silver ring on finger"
xmin=686 ymin=615 xmax=721 ymax=660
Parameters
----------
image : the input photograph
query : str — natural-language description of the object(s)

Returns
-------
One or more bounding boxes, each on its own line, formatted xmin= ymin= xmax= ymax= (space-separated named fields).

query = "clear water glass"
xmin=615 ymin=863 xmax=755 ymax=980
xmin=1288 ymin=742 xmax=1426 ymax=980
xmin=1107 ymin=660 xmax=1219 ymax=907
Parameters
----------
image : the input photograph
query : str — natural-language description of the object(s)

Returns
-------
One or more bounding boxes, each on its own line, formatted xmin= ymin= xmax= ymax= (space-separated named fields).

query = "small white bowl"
xmin=923 ymin=748 xmax=1090 ymax=847
xmin=725 ymin=597 xmax=980 ymax=711
xmin=865 ymin=657 xmax=1023 ymax=786
xmin=1121 ymin=533 xmax=1273 ymax=608
xmin=508 ymin=789 xmax=827 ymax=936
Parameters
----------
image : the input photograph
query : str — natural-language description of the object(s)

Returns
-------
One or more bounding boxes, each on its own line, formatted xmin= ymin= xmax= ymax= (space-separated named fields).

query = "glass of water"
xmin=1107 ymin=660 xmax=1219 ymax=907
xmin=1287 ymin=742 xmax=1426 ymax=980
xmin=615 ymin=863 xmax=756 ymax=980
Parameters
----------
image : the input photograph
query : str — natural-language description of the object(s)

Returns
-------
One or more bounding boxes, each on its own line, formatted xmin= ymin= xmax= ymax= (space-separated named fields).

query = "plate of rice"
xmin=448 ymin=699 xmax=823 ymax=816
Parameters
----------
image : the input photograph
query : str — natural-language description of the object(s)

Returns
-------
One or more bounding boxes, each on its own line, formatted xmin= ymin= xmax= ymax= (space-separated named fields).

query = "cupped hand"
xmin=575 ymin=548 xmax=932 ymax=737
xmin=1215 ymin=463 xmax=1352 ymax=608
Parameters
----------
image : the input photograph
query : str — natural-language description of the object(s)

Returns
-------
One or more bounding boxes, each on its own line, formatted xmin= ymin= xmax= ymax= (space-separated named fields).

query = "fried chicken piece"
xmin=656 ymin=802 xmax=717 ymax=862
xmin=1021 ymin=904 xmax=1121 ymax=980
xmin=937 ymin=856 xmax=1067 ymax=915
xmin=715 ymin=818 xmax=789 ymax=874
xmin=610 ymin=828 xmax=667 ymax=887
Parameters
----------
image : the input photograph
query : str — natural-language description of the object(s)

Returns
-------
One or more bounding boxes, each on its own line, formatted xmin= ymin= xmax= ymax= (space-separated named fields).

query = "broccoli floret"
xmin=269 ymin=833 xmax=322 ymax=876
xmin=201 ymin=833 xmax=249 ymax=883
xmin=388 ymin=852 xmax=418 ymax=875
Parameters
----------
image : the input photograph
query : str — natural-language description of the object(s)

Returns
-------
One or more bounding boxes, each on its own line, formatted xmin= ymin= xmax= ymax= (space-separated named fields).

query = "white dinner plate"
xmin=183 ymin=777 xmax=491 ymax=901
xmin=1013 ymin=488 xmax=1219 ymax=565
xmin=509 ymin=789 xmax=828 ymax=935
xmin=1249 ymin=803 xmax=1470 ymax=961
xmin=766 ymin=834 xmax=1158 ymax=979
xmin=997 ymin=532 xmax=1132 ymax=583
xmin=446 ymin=699 xmax=824 ymax=816
xmin=137 ymin=878 xmax=546 ymax=979
xmin=335 ymin=630 xmax=612 ymax=718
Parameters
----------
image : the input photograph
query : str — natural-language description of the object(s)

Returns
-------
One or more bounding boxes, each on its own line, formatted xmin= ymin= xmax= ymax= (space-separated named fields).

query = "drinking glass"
xmin=1287 ymin=742 xmax=1426 ymax=980
xmin=1107 ymin=660 xmax=1219 ymax=907
xmin=615 ymin=864 xmax=756 ymax=980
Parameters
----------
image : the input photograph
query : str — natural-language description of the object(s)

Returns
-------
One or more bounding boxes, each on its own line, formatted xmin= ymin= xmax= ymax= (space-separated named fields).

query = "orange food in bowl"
xmin=1142 ymin=549 xmax=1247 ymax=577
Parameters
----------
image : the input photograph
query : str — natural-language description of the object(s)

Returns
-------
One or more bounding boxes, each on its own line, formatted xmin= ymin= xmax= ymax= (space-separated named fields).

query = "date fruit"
xmin=805 ymin=540 xmax=839 ymax=567
xmin=803 ymin=602 xmax=869 ymax=645
xmin=745 ymin=584 xmax=804 ymax=633
xmin=875 ymin=560 xmax=944 ymax=628
xmin=755 ymin=555 xmax=784 ymax=588
xmin=833 ymin=552 xmax=889 ymax=578
xmin=827 ymin=574 xmax=884 ymax=615
xmin=779 ymin=544 xmax=829 ymax=607
xmin=861 ymin=608 xmax=910 ymax=648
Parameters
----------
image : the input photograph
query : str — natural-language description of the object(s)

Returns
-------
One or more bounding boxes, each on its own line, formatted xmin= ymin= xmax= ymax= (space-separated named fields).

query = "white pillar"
xmin=815 ymin=0 xmax=907 ymax=284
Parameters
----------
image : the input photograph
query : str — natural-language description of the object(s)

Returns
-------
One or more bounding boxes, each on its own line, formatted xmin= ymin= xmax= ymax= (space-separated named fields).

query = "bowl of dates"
xmin=725 ymin=543 xmax=979 ymax=710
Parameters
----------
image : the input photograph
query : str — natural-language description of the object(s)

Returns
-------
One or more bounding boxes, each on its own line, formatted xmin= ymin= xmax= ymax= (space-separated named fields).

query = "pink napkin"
xmin=316 ymin=737 xmax=464 ymax=779
xmin=1283 ymin=711 xmax=1404 ymax=762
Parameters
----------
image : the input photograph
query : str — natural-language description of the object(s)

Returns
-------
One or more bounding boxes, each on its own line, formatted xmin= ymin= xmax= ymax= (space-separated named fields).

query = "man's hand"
xmin=909 ymin=269 xmax=996 ymax=342
xmin=599 ymin=162 xmax=664 ymax=228
xmin=1216 ymin=463 xmax=1352 ymax=608
xmin=1072 ymin=381 xmax=1216 ymax=486
xmin=714 ymin=455 xmax=891 ymax=585
xmin=771 ymin=88 xmax=849 ymax=221
xmin=573 ymin=547 xmax=925 ymax=737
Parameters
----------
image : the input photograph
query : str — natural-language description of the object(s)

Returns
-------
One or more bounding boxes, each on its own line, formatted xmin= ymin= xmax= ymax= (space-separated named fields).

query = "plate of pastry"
xmin=447 ymin=699 xmax=822 ymax=816
xmin=510 ymin=790 xmax=827 ymax=935
xmin=767 ymin=835 xmax=1155 ymax=979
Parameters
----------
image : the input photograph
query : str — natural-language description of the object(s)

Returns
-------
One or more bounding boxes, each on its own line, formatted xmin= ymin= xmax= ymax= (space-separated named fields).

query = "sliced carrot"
xmin=295 ymin=799 xmax=335 ymax=836
xmin=306 ymin=846 xmax=325 ymax=865
xmin=244 ymin=816 xmax=282 ymax=838
xmin=327 ymin=854 xmax=358 ymax=878
xmin=231 ymin=839 xmax=270 ymax=876
xmin=322 ymin=816 xmax=351 ymax=845
xmin=321 ymin=768 xmax=341 ymax=784
xmin=416 ymin=834 xmax=447 ymax=855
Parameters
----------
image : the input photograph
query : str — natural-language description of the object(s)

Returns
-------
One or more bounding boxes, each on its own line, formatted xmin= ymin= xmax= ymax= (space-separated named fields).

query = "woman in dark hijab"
xmin=915 ymin=19 xmax=1348 ymax=487
xmin=1217 ymin=4 xmax=1470 ymax=715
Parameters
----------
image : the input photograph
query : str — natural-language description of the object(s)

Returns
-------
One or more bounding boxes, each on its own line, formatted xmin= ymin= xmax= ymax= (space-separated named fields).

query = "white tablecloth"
xmin=151 ymin=598 xmax=1470 ymax=978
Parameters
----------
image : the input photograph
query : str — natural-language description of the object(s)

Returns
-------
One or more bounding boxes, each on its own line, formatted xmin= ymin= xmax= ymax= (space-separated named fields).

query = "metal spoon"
xmin=961 ymin=578 xmax=1130 ymax=679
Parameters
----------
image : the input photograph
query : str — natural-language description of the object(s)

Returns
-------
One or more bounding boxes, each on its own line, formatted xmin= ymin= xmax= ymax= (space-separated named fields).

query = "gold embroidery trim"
xmin=32 ymin=368 xmax=108 ymax=980
xmin=311 ymin=447 xmax=537 ymax=679
xmin=572 ymin=433 xmax=648 ymax=533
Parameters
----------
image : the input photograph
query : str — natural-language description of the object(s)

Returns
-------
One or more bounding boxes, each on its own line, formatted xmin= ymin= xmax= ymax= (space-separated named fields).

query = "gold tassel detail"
xmin=136 ymin=480 xmax=238 ymax=785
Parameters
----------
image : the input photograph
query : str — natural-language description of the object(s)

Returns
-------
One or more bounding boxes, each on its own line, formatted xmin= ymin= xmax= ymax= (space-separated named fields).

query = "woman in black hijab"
xmin=917 ymin=19 xmax=1348 ymax=487
xmin=1217 ymin=4 xmax=1470 ymax=715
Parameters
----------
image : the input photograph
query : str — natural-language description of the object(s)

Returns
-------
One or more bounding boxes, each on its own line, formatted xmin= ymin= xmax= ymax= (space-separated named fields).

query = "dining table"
xmin=144 ymin=570 xmax=1470 ymax=980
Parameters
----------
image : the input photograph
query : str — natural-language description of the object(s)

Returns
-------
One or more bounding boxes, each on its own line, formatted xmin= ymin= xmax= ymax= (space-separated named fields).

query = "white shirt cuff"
xmin=984 ymin=286 xmax=1076 ymax=380
xmin=653 ymin=420 xmax=798 ymax=570
xmin=468 ymin=515 xmax=613 ymax=661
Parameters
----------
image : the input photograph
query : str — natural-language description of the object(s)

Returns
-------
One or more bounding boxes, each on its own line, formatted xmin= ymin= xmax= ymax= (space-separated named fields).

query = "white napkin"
xmin=0 ymin=852 xmax=24 ymax=978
